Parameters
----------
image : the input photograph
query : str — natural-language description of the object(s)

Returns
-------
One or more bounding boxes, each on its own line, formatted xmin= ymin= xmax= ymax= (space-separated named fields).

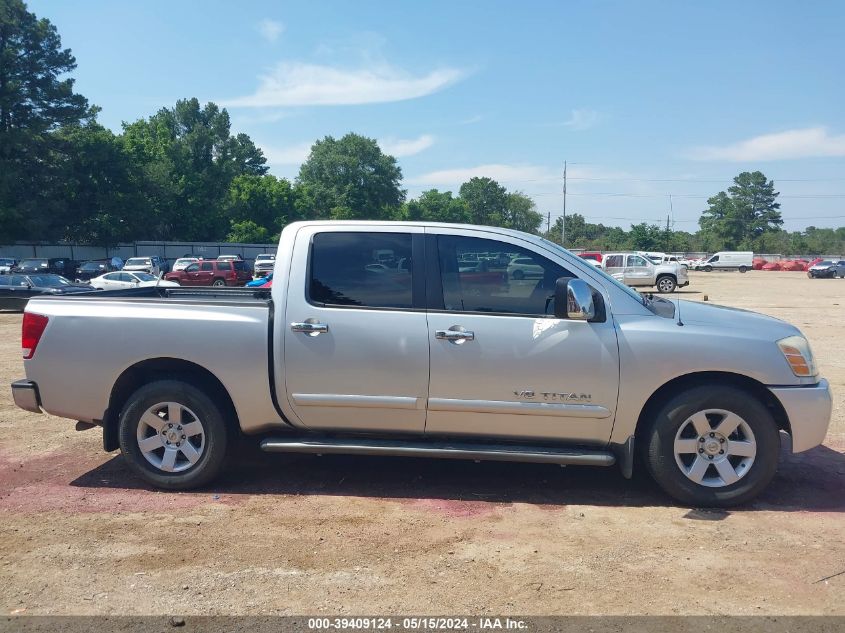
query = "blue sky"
xmin=31 ymin=0 xmax=845 ymax=231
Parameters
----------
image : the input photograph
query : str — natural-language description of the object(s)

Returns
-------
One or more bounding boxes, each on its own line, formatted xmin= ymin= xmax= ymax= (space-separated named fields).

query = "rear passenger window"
xmin=308 ymin=232 xmax=413 ymax=309
xmin=217 ymin=262 xmax=231 ymax=271
xmin=200 ymin=262 xmax=213 ymax=271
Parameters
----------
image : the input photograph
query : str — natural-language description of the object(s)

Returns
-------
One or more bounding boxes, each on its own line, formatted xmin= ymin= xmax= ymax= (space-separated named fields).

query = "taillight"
xmin=22 ymin=313 xmax=49 ymax=359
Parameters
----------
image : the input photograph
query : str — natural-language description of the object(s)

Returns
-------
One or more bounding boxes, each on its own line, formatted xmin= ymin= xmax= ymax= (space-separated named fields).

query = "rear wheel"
xmin=642 ymin=385 xmax=780 ymax=507
xmin=212 ymin=278 xmax=225 ymax=287
xmin=118 ymin=380 xmax=229 ymax=489
xmin=512 ymin=269 xmax=525 ymax=280
xmin=738 ymin=265 xmax=748 ymax=273
xmin=656 ymin=275 xmax=676 ymax=293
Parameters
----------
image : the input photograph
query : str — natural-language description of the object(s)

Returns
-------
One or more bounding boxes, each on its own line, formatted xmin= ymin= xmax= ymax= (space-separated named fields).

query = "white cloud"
xmin=378 ymin=134 xmax=434 ymax=157
xmin=222 ymin=62 xmax=466 ymax=107
xmin=563 ymin=108 xmax=599 ymax=131
xmin=688 ymin=127 xmax=845 ymax=161
xmin=408 ymin=164 xmax=559 ymax=186
xmin=257 ymin=19 xmax=285 ymax=43
xmin=261 ymin=141 xmax=312 ymax=166
xmin=459 ymin=114 xmax=483 ymax=125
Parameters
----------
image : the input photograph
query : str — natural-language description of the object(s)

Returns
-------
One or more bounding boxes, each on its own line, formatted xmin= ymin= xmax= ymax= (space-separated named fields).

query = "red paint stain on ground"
xmin=0 ymin=449 xmax=241 ymax=513
xmin=406 ymin=497 xmax=503 ymax=518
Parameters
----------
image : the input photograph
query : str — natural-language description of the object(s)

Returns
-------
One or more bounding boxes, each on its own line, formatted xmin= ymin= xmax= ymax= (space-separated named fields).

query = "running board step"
xmin=259 ymin=437 xmax=616 ymax=467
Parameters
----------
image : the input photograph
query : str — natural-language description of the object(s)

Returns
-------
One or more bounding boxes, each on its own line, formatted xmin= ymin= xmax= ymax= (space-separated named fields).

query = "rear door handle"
xmin=291 ymin=321 xmax=329 ymax=336
xmin=435 ymin=328 xmax=475 ymax=344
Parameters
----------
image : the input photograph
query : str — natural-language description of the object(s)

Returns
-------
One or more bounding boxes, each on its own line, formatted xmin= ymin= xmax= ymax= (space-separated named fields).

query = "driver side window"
xmin=436 ymin=235 xmax=574 ymax=316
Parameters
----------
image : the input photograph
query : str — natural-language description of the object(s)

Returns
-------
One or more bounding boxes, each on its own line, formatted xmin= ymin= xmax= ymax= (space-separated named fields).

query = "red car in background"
xmin=164 ymin=260 xmax=252 ymax=287
xmin=578 ymin=251 xmax=603 ymax=264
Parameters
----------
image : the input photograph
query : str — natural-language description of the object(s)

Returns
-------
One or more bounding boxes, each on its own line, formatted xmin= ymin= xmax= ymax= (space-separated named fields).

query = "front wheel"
xmin=512 ymin=269 xmax=525 ymax=280
xmin=642 ymin=385 xmax=780 ymax=507
xmin=703 ymin=265 xmax=713 ymax=272
xmin=118 ymin=380 xmax=230 ymax=489
xmin=656 ymin=275 xmax=676 ymax=293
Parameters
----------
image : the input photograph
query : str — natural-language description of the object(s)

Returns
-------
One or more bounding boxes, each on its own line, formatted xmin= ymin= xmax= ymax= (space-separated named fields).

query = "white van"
xmin=695 ymin=251 xmax=753 ymax=273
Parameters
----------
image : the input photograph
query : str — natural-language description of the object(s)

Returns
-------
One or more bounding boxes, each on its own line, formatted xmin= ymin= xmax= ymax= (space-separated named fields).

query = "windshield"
xmin=134 ymin=272 xmax=156 ymax=281
xmin=256 ymin=255 xmax=274 ymax=262
xmin=125 ymin=258 xmax=150 ymax=266
xmin=80 ymin=262 xmax=104 ymax=270
xmin=539 ymin=239 xmax=646 ymax=305
xmin=30 ymin=274 xmax=70 ymax=287
xmin=816 ymin=260 xmax=833 ymax=266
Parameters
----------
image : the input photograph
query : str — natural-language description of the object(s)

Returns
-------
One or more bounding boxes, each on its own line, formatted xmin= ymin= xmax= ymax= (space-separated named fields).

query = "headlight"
xmin=777 ymin=335 xmax=817 ymax=377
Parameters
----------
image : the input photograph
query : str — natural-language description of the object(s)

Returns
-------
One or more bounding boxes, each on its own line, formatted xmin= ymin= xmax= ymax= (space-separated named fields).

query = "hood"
xmin=809 ymin=263 xmax=833 ymax=270
xmin=673 ymin=299 xmax=799 ymax=339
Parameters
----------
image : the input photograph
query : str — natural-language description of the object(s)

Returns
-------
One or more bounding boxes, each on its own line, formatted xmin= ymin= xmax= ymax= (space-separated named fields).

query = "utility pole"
xmin=546 ymin=211 xmax=551 ymax=234
xmin=561 ymin=161 xmax=567 ymax=246
xmin=666 ymin=194 xmax=674 ymax=251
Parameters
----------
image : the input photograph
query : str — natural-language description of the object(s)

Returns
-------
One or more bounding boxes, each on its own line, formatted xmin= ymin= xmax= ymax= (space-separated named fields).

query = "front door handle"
xmin=435 ymin=328 xmax=475 ymax=344
xmin=291 ymin=321 xmax=329 ymax=336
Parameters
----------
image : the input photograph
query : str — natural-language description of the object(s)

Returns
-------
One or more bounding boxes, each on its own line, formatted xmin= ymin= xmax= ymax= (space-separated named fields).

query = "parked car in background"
xmin=578 ymin=251 xmax=603 ymax=264
xmin=644 ymin=252 xmax=688 ymax=269
xmin=507 ymin=257 xmax=545 ymax=280
xmin=253 ymin=254 xmax=276 ymax=278
xmin=0 ymin=257 xmax=18 ymax=274
xmin=13 ymin=258 xmax=79 ymax=278
xmin=603 ymin=252 xmax=689 ymax=293
xmin=164 ymin=259 xmax=252 ymax=286
xmin=172 ymin=257 xmax=201 ymax=272
xmin=807 ymin=260 xmax=845 ymax=279
xmin=90 ymin=271 xmax=180 ymax=290
xmin=217 ymin=254 xmax=243 ymax=262
xmin=123 ymin=257 xmax=162 ymax=276
xmin=153 ymin=255 xmax=170 ymax=274
xmin=694 ymin=251 xmax=753 ymax=273
xmin=246 ymin=273 xmax=272 ymax=287
xmin=74 ymin=257 xmax=124 ymax=282
xmin=0 ymin=274 xmax=93 ymax=311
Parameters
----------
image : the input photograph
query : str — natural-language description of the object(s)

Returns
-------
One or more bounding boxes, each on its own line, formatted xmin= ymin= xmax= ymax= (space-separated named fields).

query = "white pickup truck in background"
xmin=11 ymin=221 xmax=831 ymax=506
xmin=602 ymin=252 xmax=689 ymax=293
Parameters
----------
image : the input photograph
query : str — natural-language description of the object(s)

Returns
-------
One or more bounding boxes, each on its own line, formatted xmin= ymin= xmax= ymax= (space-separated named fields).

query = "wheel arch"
xmin=634 ymin=371 xmax=790 ymax=447
xmin=103 ymin=357 xmax=239 ymax=451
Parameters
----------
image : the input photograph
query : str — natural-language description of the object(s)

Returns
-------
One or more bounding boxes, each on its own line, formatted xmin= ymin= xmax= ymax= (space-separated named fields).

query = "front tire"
xmin=512 ymin=269 xmax=525 ymax=280
xmin=118 ymin=380 xmax=229 ymax=489
xmin=703 ymin=265 xmax=713 ymax=272
xmin=656 ymin=275 xmax=676 ymax=293
xmin=642 ymin=385 xmax=780 ymax=507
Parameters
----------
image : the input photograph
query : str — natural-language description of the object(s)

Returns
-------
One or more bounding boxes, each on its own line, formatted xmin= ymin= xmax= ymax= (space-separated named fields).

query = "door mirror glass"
xmin=554 ymin=277 xmax=595 ymax=320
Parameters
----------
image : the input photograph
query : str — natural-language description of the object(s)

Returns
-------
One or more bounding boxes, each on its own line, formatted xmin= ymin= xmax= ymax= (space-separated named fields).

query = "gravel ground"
xmin=0 ymin=270 xmax=843 ymax=615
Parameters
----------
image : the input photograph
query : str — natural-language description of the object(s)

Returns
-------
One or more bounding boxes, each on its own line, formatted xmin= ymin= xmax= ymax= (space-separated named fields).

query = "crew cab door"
xmin=424 ymin=229 xmax=620 ymax=444
xmin=624 ymin=254 xmax=653 ymax=286
xmin=282 ymin=226 xmax=429 ymax=433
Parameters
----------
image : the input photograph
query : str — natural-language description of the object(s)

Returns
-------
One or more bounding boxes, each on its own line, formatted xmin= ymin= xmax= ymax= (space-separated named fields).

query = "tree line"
xmin=2 ymin=0 xmax=843 ymax=255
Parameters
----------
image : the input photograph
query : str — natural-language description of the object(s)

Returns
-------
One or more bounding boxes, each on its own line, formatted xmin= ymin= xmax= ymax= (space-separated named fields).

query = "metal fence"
xmin=0 ymin=241 xmax=278 ymax=265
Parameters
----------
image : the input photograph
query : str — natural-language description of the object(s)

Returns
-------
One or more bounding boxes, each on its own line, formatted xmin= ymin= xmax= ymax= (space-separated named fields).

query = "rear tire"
xmin=118 ymin=380 xmax=229 ymax=490
xmin=642 ymin=385 xmax=780 ymax=507
xmin=738 ymin=266 xmax=748 ymax=273
xmin=512 ymin=269 xmax=525 ymax=280
xmin=212 ymin=278 xmax=225 ymax=287
xmin=656 ymin=275 xmax=676 ymax=293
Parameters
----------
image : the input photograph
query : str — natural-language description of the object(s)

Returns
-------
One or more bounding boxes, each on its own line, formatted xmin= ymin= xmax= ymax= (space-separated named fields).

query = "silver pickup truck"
xmin=11 ymin=221 xmax=832 ymax=506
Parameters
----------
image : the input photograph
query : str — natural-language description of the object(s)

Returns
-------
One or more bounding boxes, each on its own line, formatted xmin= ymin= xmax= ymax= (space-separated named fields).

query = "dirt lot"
xmin=1 ymin=270 xmax=843 ymax=616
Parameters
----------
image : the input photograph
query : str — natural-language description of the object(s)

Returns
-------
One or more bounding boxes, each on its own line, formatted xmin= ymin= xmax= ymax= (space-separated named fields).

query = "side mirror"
xmin=554 ymin=277 xmax=596 ymax=320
